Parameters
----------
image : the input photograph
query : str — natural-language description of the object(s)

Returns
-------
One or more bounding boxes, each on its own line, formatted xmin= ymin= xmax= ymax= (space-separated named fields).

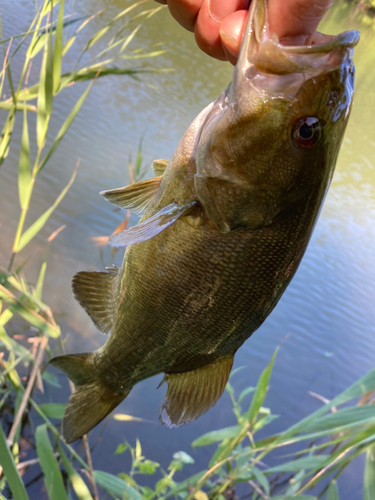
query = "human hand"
xmin=155 ymin=0 xmax=333 ymax=65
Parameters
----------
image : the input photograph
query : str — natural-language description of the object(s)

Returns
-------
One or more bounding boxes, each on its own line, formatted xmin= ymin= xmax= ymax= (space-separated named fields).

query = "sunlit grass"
xmin=0 ymin=1 xmax=374 ymax=499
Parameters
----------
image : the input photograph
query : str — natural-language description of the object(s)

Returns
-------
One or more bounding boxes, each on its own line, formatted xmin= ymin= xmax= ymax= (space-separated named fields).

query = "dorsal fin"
xmin=72 ymin=270 xmax=117 ymax=334
xmin=108 ymin=201 xmax=197 ymax=247
xmin=159 ymin=356 xmax=234 ymax=428
xmin=100 ymin=177 xmax=162 ymax=214
xmin=152 ymin=159 xmax=168 ymax=177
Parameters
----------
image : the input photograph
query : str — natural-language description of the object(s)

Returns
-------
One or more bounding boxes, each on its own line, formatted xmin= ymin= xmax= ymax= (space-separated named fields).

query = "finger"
xmin=195 ymin=0 xmax=248 ymax=60
xmin=268 ymin=0 xmax=333 ymax=45
xmin=166 ymin=0 xmax=203 ymax=32
xmin=219 ymin=10 xmax=248 ymax=63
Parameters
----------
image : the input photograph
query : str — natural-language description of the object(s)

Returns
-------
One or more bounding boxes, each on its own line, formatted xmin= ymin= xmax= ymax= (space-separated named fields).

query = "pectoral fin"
xmin=109 ymin=201 xmax=197 ymax=247
xmin=100 ymin=177 xmax=162 ymax=213
xmin=152 ymin=159 xmax=168 ymax=176
xmin=160 ymin=356 xmax=234 ymax=428
xmin=72 ymin=270 xmax=117 ymax=334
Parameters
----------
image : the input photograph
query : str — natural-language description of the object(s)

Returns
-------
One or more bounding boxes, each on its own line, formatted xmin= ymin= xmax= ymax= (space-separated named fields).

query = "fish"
xmin=50 ymin=0 xmax=359 ymax=443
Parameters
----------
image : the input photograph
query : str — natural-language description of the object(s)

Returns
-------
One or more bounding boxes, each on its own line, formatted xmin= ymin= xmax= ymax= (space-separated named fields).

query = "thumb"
xmin=219 ymin=0 xmax=333 ymax=62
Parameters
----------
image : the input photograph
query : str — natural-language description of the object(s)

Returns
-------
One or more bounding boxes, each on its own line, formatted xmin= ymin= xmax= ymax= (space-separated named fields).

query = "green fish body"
xmin=51 ymin=0 xmax=359 ymax=443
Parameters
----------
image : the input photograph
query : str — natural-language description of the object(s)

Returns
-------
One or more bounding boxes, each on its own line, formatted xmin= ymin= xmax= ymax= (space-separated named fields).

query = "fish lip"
xmin=280 ymin=30 xmax=360 ymax=55
xmin=232 ymin=0 xmax=359 ymax=92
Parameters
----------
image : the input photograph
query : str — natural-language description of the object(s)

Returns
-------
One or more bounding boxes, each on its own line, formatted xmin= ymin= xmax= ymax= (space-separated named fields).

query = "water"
xmin=0 ymin=1 xmax=374 ymax=497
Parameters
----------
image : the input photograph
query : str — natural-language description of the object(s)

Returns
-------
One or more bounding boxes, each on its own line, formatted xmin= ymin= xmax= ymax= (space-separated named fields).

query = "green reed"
xmin=0 ymin=1 xmax=374 ymax=499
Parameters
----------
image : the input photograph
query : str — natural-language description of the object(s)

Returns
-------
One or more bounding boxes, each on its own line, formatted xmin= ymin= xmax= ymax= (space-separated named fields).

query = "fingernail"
xmin=208 ymin=0 xmax=247 ymax=24
xmin=219 ymin=28 xmax=236 ymax=47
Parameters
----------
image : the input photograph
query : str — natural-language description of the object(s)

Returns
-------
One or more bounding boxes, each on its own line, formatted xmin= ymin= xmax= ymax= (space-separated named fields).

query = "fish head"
xmin=195 ymin=0 xmax=359 ymax=230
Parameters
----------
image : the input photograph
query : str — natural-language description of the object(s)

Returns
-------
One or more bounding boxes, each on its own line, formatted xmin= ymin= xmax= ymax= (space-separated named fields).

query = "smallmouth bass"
xmin=51 ymin=0 xmax=359 ymax=443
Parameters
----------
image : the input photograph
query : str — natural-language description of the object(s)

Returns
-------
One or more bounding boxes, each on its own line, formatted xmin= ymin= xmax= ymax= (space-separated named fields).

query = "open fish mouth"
xmin=233 ymin=0 xmax=360 ymax=91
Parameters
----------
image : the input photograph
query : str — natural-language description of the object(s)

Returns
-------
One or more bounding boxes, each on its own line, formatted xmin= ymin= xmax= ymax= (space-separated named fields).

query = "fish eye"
xmin=292 ymin=117 xmax=321 ymax=149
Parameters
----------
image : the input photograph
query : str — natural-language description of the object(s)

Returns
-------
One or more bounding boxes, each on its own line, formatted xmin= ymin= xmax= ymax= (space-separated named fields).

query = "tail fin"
xmin=50 ymin=353 xmax=127 ymax=443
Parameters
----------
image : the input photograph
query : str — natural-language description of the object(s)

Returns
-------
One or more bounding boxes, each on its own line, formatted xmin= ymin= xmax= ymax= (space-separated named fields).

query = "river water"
xmin=1 ymin=1 xmax=374 ymax=498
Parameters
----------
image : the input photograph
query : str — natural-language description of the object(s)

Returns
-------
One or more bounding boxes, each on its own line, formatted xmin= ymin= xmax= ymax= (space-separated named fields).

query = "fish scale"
xmin=50 ymin=0 xmax=359 ymax=443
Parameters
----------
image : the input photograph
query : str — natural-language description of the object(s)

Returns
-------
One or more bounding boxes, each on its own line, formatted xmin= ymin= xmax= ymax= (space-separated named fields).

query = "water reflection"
xmin=0 ymin=1 xmax=374 ymax=498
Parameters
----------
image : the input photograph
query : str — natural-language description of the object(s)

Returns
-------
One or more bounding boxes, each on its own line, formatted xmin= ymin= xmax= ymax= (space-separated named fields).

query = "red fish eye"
xmin=292 ymin=117 xmax=321 ymax=148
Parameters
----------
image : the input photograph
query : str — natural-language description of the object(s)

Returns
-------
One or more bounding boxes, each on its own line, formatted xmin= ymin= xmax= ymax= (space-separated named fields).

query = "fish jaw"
xmin=194 ymin=0 xmax=359 ymax=234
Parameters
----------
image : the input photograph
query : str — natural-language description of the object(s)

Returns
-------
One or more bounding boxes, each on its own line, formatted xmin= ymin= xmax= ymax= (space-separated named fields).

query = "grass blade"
xmin=327 ymin=480 xmax=339 ymax=500
xmin=53 ymin=0 xmax=64 ymax=93
xmin=0 ymin=107 xmax=16 ymax=165
xmin=57 ymin=444 xmax=93 ymax=500
xmin=0 ymin=424 xmax=29 ymax=500
xmin=192 ymin=425 xmax=242 ymax=447
xmin=35 ymin=424 xmax=67 ymax=500
xmin=38 ymin=403 xmax=65 ymax=419
xmin=247 ymin=348 xmax=278 ymax=424
xmin=36 ymin=12 xmax=53 ymax=147
xmin=93 ymin=470 xmax=143 ymax=500
xmin=364 ymin=445 xmax=375 ymax=500
xmin=0 ymin=285 xmax=60 ymax=337
xmin=18 ymin=107 xmax=31 ymax=209
xmin=35 ymin=246 xmax=49 ymax=300
xmin=17 ymin=164 xmax=77 ymax=251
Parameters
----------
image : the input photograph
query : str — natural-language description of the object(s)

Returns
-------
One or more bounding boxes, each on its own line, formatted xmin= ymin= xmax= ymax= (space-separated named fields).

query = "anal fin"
xmin=160 ymin=356 xmax=234 ymax=428
xmin=72 ymin=270 xmax=117 ymax=334
xmin=109 ymin=201 xmax=197 ymax=247
xmin=100 ymin=177 xmax=162 ymax=214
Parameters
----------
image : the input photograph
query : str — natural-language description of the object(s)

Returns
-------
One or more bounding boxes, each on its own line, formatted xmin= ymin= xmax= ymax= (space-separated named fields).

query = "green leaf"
xmin=282 ymin=368 xmax=375 ymax=441
xmin=364 ymin=445 xmax=375 ymax=500
xmin=118 ymin=473 xmax=138 ymax=488
xmin=53 ymin=0 xmax=64 ymax=93
xmin=18 ymin=108 xmax=31 ymax=209
xmin=251 ymin=466 xmax=270 ymax=495
xmin=38 ymin=403 xmax=65 ymax=419
xmin=35 ymin=247 xmax=49 ymax=300
xmin=326 ymin=480 xmax=339 ymax=500
xmin=115 ymin=442 xmax=129 ymax=455
xmin=303 ymin=406 xmax=375 ymax=434
xmin=93 ymin=470 xmax=142 ymax=500
xmin=57 ymin=444 xmax=92 ymax=500
xmin=17 ymin=165 xmax=77 ymax=251
xmin=192 ymin=425 xmax=242 ymax=447
xmin=173 ymin=451 xmax=195 ymax=464
xmin=247 ymin=348 xmax=278 ymax=424
xmin=237 ymin=386 xmax=256 ymax=404
xmin=165 ymin=471 xmax=206 ymax=496
xmin=138 ymin=459 xmax=159 ymax=475
xmin=135 ymin=438 xmax=142 ymax=459
xmin=0 ymin=107 xmax=16 ymax=165
xmin=36 ymin=15 xmax=53 ymax=147
xmin=271 ymin=496 xmax=316 ymax=500
xmin=0 ymin=423 xmax=29 ymax=500
xmin=35 ymin=424 xmax=67 ymax=500
xmin=0 ymin=285 xmax=60 ymax=337
xmin=266 ymin=455 xmax=329 ymax=473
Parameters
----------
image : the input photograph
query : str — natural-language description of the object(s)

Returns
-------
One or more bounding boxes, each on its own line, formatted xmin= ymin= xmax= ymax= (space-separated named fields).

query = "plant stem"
xmin=7 ymin=336 xmax=47 ymax=445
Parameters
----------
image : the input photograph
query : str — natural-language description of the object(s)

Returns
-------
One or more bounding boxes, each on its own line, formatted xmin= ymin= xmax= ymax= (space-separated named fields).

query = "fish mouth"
xmin=232 ymin=0 xmax=359 ymax=92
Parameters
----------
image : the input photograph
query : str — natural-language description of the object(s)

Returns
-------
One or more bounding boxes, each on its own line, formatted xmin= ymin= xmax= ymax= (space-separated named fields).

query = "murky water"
xmin=1 ymin=1 xmax=374 ymax=497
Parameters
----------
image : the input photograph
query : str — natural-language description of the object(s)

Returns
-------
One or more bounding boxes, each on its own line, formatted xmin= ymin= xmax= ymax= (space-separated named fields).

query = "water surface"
xmin=0 ymin=1 xmax=374 ymax=497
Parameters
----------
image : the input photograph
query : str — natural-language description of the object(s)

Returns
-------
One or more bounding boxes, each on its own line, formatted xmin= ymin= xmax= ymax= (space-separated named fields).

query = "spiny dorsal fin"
xmin=100 ymin=177 xmax=162 ymax=214
xmin=152 ymin=159 xmax=168 ymax=177
xmin=109 ymin=201 xmax=197 ymax=247
xmin=72 ymin=270 xmax=117 ymax=334
xmin=159 ymin=356 xmax=234 ymax=428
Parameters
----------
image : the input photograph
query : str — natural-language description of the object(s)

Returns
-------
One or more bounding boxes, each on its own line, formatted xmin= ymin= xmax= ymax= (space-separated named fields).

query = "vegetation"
xmin=0 ymin=1 xmax=374 ymax=499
